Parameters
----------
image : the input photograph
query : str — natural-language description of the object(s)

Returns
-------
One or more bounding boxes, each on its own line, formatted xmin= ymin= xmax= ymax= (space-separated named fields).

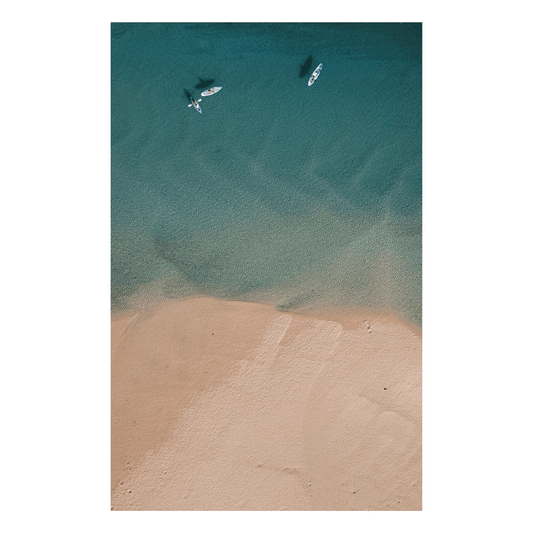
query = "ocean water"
xmin=111 ymin=23 xmax=422 ymax=326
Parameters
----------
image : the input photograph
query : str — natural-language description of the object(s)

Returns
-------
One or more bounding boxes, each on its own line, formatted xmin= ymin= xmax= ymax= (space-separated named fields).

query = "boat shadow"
xmin=299 ymin=54 xmax=313 ymax=78
xmin=195 ymin=77 xmax=216 ymax=90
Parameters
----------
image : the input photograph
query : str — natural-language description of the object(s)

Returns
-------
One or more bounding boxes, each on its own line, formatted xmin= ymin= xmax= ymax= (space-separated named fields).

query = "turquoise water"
xmin=111 ymin=23 xmax=422 ymax=326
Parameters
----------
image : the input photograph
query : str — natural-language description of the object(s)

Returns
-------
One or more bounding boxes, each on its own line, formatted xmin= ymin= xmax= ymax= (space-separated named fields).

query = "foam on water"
xmin=111 ymin=23 xmax=422 ymax=326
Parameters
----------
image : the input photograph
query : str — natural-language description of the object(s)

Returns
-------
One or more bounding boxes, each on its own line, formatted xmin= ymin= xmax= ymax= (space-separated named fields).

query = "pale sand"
xmin=111 ymin=297 xmax=421 ymax=510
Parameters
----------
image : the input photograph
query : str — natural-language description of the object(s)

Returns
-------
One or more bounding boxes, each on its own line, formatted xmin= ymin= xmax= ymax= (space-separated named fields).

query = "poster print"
xmin=111 ymin=22 xmax=422 ymax=511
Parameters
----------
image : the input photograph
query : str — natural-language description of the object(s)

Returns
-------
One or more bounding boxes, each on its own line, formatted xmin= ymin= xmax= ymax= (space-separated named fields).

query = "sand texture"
xmin=111 ymin=297 xmax=421 ymax=510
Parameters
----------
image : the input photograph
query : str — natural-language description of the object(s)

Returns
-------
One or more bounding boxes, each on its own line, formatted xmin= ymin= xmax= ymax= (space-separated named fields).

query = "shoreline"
xmin=112 ymin=292 xmax=422 ymax=337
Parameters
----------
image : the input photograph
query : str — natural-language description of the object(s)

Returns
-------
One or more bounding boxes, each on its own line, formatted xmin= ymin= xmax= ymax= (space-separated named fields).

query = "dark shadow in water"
xmin=183 ymin=88 xmax=194 ymax=102
xmin=154 ymin=236 xmax=228 ymax=291
xmin=299 ymin=55 xmax=313 ymax=78
xmin=195 ymin=77 xmax=215 ymax=90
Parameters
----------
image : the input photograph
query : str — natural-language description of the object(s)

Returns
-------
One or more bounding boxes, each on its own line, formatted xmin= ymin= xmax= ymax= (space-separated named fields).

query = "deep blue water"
xmin=111 ymin=23 xmax=422 ymax=326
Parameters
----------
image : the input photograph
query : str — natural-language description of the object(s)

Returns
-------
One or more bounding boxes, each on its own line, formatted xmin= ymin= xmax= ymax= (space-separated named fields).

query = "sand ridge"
xmin=111 ymin=296 xmax=421 ymax=510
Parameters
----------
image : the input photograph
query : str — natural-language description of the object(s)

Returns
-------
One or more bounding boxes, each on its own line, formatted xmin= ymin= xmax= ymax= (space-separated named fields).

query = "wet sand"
xmin=111 ymin=297 xmax=421 ymax=510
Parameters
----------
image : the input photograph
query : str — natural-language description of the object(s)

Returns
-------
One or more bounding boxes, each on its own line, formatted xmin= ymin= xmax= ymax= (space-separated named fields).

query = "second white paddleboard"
xmin=308 ymin=64 xmax=323 ymax=86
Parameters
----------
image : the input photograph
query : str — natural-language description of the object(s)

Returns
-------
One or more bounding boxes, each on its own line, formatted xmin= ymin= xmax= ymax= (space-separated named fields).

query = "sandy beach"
xmin=111 ymin=297 xmax=421 ymax=510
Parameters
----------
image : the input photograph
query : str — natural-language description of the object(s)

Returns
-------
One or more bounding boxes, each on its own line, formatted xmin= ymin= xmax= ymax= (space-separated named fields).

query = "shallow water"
xmin=111 ymin=23 xmax=422 ymax=326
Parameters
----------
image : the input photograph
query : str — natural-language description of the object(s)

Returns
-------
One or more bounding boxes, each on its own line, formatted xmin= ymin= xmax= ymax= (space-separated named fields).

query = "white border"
xmin=87 ymin=0 xmax=446 ymax=533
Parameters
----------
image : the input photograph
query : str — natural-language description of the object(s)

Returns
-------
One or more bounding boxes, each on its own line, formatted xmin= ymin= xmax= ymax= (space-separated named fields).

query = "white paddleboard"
xmin=200 ymin=86 xmax=222 ymax=97
xmin=308 ymin=63 xmax=323 ymax=86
